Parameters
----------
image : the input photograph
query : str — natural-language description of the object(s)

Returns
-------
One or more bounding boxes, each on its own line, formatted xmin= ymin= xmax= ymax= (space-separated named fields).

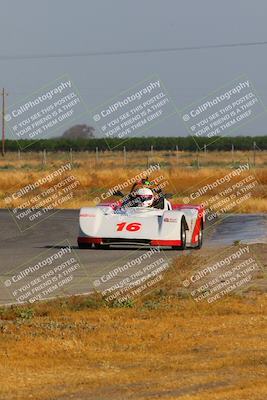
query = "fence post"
xmin=70 ymin=148 xmax=73 ymax=166
xmin=196 ymin=149 xmax=200 ymax=169
xmin=43 ymin=149 xmax=47 ymax=166
xmin=253 ymin=141 xmax=256 ymax=167
xmin=95 ymin=147 xmax=99 ymax=165
xmin=123 ymin=146 xmax=127 ymax=166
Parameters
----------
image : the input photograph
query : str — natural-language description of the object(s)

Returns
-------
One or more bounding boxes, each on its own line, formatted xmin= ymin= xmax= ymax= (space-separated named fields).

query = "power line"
xmin=1 ymin=40 xmax=267 ymax=61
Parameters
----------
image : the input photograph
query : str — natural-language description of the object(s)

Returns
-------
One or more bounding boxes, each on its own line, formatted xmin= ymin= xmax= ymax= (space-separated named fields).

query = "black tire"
xmin=78 ymin=242 xmax=92 ymax=249
xmin=195 ymin=221 xmax=203 ymax=249
xmin=172 ymin=217 xmax=187 ymax=250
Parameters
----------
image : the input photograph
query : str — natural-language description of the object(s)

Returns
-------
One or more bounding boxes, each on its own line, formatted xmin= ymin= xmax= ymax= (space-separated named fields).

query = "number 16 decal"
xmin=117 ymin=222 xmax=141 ymax=232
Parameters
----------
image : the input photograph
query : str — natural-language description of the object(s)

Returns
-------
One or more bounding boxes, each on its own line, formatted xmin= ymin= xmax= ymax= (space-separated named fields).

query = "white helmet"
xmin=134 ymin=187 xmax=154 ymax=208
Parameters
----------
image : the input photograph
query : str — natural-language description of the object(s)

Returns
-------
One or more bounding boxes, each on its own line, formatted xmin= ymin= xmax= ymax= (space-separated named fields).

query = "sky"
xmin=1 ymin=0 xmax=267 ymax=139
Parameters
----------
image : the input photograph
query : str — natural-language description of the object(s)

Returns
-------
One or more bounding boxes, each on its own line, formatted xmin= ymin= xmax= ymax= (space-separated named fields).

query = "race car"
xmin=77 ymin=180 xmax=204 ymax=250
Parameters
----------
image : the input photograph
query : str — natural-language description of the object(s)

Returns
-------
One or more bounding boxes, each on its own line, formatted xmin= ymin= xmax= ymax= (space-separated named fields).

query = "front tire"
xmin=195 ymin=221 xmax=203 ymax=249
xmin=172 ymin=217 xmax=187 ymax=250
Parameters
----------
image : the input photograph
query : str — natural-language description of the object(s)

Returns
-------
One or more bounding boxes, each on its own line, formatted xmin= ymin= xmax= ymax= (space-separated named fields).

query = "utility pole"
xmin=1 ymin=88 xmax=8 ymax=157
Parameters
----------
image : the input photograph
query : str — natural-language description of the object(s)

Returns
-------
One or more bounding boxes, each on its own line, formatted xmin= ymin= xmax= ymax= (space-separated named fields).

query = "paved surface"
xmin=0 ymin=209 xmax=266 ymax=305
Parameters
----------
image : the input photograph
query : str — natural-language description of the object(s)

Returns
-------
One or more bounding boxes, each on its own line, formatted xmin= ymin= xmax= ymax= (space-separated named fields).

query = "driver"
xmin=134 ymin=187 xmax=154 ymax=207
xmin=124 ymin=187 xmax=155 ymax=208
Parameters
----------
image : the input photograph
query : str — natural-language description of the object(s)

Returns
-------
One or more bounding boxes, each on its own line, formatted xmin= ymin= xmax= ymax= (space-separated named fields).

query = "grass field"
xmin=0 ymin=245 xmax=266 ymax=400
xmin=0 ymin=150 xmax=266 ymax=212
xmin=0 ymin=151 xmax=266 ymax=399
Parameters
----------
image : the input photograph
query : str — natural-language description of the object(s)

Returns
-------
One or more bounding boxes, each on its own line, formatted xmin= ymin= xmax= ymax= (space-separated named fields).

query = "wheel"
xmin=195 ymin=221 xmax=203 ymax=249
xmin=172 ymin=217 xmax=187 ymax=250
xmin=94 ymin=243 xmax=110 ymax=249
xmin=78 ymin=242 xmax=92 ymax=249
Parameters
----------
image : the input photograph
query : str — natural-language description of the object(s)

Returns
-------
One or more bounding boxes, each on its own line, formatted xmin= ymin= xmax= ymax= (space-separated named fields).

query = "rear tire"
xmin=78 ymin=242 xmax=92 ymax=249
xmin=195 ymin=221 xmax=203 ymax=249
xmin=172 ymin=217 xmax=187 ymax=250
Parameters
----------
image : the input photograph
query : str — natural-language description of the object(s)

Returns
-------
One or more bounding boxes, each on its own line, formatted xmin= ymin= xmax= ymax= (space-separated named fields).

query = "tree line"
xmin=1 ymin=136 xmax=267 ymax=152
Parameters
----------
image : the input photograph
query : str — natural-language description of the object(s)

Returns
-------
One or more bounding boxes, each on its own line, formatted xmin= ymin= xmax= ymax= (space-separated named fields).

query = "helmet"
xmin=134 ymin=187 xmax=154 ymax=208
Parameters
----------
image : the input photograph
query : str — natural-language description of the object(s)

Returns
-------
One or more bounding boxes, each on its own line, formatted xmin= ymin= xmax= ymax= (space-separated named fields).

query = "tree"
xmin=62 ymin=124 xmax=95 ymax=139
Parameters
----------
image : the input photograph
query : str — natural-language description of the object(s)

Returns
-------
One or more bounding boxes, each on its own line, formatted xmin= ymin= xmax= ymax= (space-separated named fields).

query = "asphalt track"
xmin=0 ymin=209 xmax=266 ymax=305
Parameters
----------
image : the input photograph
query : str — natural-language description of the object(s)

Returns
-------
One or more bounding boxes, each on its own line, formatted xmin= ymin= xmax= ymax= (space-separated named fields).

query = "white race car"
xmin=78 ymin=183 xmax=204 ymax=250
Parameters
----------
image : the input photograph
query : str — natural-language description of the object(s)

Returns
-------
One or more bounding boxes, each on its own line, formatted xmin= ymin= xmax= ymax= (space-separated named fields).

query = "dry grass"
xmin=1 ymin=295 xmax=267 ymax=400
xmin=0 ymin=151 xmax=266 ymax=212
xmin=1 ymin=296 xmax=267 ymax=400
xmin=0 ymin=246 xmax=267 ymax=400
